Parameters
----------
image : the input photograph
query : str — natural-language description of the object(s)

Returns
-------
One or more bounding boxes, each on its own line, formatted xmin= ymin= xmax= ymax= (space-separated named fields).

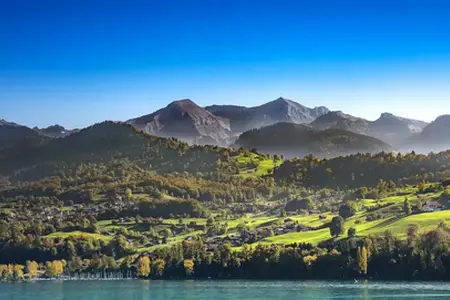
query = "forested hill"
xmin=274 ymin=151 xmax=450 ymax=189
xmin=0 ymin=121 xmax=243 ymax=182
xmin=235 ymin=123 xmax=391 ymax=158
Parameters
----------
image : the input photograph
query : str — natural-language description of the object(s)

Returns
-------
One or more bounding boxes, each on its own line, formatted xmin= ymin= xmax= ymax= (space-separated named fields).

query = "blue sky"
xmin=1 ymin=0 xmax=450 ymax=128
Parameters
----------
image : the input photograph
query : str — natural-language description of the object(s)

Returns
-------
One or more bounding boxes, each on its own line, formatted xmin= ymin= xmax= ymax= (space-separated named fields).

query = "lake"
xmin=2 ymin=280 xmax=450 ymax=299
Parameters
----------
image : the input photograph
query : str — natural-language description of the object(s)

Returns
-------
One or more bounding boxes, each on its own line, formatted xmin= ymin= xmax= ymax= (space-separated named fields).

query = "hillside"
xmin=370 ymin=113 xmax=428 ymax=145
xmin=205 ymin=97 xmax=329 ymax=133
xmin=311 ymin=111 xmax=428 ymax=146
xmin=310 ymin=111 xmax=370 ymax=134
xmin=127 ymin=99 xmax=233 ymax=145
xmin=0 ymin=121 xmax=245 ymax=182
xmin=235 ymin=122 xmax=391 ymax=157
xmin=404 ymin=115 xmax=450 ymax=152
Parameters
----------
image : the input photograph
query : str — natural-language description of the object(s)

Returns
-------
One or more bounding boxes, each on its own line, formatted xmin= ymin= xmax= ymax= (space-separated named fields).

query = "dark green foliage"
xmin=330 ymin=216 xmax=345 ymax=237
xmin=274 ymin=151 xmax=450 ymax=189
xmin=403 ymin=197 xmax=412 ymax=215
xmin=348 ymin=228 xmax=357 ymax=238
xmin=339 ymin=201 xmax=356 ymax=219
xmin=285 ymin=198 xmax=313 ymax=211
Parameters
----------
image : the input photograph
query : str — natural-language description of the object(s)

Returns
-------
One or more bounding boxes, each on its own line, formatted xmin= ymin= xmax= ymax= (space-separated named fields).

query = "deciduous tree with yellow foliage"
xmin=152 ymin=259 xmax=166 ymax=277
xmin=46 ymin=261 xmax=64 ymax=278
xmin=183 ymin=259 xmax=194 ymax=276
xmin=137 ymin=256 xmax=151 ymax=278
xmin=26 ymin=261 xmax=39 ymax=278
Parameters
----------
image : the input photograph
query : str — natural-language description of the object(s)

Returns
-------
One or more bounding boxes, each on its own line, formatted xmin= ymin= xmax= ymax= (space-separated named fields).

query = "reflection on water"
xmin=2 ymin=280 xmax=450 ymax=300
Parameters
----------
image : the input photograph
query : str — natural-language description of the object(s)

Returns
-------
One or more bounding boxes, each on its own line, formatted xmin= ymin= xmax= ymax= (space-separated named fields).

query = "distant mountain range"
xmin=235 ymin=122 xmax=391 ymax=158
xmin=205 ymin=97 xmax=329 ymax=133
xmin=310 ymin=111 xmax=428 ymax=146
xmin=1 ymin=97 xmax=449 ymax=157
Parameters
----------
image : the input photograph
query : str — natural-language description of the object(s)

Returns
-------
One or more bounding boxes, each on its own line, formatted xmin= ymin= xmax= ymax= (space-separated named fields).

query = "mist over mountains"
xmin=1 ymin=97 xmax=448 ymax=157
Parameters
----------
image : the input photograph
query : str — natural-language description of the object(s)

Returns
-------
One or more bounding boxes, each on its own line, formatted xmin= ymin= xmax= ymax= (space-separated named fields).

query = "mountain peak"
xmin=272 ymin=97 xmax=297 ymax=106
xmin=0 ymin=119 xmax=18 ymax=127
xmin=166 ymin=99 xmax=210 ymax=117
xmin=169 ymin=98 xmax=195 ymax=106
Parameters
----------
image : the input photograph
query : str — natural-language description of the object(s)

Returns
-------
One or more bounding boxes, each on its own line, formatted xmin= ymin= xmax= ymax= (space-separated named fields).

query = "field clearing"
xmin=45 ymin=231 xmax=113 ymax=242
xmin=235 ymin=153 xmax=282 ymax=177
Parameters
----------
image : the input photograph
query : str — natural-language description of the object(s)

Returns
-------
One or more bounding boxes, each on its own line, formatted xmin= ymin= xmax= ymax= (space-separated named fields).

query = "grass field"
xmin=45 ymin=231 xmax=113 ymax=242
xmin=235 ymin=153 xmax=282 ymax=177
xmin=41 ymin=184 xmax=450 ymax=256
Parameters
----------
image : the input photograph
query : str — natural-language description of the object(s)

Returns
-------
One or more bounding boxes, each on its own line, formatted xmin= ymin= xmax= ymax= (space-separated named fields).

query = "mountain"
xmin=311 ymin=111 xmax=428 ymax=146
xmin=405 ymin=115 xmax=450 ymax=152
xmin=0 ymin=119 xmax=40 ymax=142
xmin=34 ymin=124 xmax=78 ymax=138
xmin=205 ymin=97 xmax=329 ymax=133
xmin=127 ymin=99 xmax=234 ymax=145
xmin=0 ymin=120 xmax=46 ymax=161
xmin=310 ymin=111 xmax=370 ymax=134
xmin=235 ymin=122 xmax=391 ymax=158
xmin=370 ymin=113 xmax=428 ymax=145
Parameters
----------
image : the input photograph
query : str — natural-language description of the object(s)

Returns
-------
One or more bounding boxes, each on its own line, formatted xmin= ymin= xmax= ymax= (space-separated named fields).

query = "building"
xmin=421 ymin=201 xmax=444 ymax=212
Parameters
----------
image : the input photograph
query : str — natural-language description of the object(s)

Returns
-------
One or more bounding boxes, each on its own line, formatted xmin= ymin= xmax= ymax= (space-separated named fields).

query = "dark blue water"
xmin=2 ymin=280 xmax=450 ymax=299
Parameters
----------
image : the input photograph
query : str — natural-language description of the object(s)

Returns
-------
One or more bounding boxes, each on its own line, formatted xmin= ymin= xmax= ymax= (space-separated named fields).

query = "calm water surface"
xmin=2 ymin=280 xmax=450 ymax=299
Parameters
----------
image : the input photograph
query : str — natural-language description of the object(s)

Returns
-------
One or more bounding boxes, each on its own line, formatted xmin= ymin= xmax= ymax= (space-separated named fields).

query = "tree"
xmin=152 ymin=259 xmax=165 ymax=277
xmin=407 ymin=224 xmax=420 ymax=246
xmin=137 ymin=256 xmax=151 ymax=278
xmin=125 ymin=188 xmax=133 ymax=199
xmin=357 ymin=246 xmax=368 ymax=275
xmin=183 ymin=259 xmax=195 ymax=276
xmin=330 ymin=216 xmax=345 ymax=237
xmin=339 ymin=202 xmax=356 ymax=219
xmin=280 ymin=210 xmax=287 ymax=218
xmin=161 ymin=229 xmax=173 ymax=239
xmin=206 ymin=216 xmax=215 ymax=227
xmin=46 ymin=261 xmax=64 ymax=278
xmin=13 ymin=265 xmax=25 ymax=280
xmin=348 ymin=227 xmax=357 ymax=238
xmin=26 ymin=261 xmax=39 ymax=278
xmin=403 ymin=197 xmax=412 ymax=215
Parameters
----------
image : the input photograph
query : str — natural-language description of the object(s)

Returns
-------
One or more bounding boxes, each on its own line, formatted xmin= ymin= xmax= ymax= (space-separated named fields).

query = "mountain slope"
xmin=235 ymin=123 xmax=391 ymax=157
xmin=311 ymin=111 xmax=427 ymax=146
xmin=0 ymin=121 xmax=242 ymax=182
xmin=310 ymin=111 xmax=370 ymax=134
xmin=205 ymin=97 xmax=329 ymax=133
xmin=34 ymin=125 xmax=78 ymax=138
xmin=127 ymin=99 xmax=233 ymax=145
xmin=370 ymin=113 xmax=428 ymax=145
xmin=405 ymin=115 xmax=450 ymax=152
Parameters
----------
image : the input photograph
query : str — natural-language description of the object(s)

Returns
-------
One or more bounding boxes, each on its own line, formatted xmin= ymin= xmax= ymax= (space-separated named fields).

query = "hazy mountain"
xmin=370 ymin=113 xmax=428 ymax=145
xmin=405 ymin=115 xmax=450 ymax=152
xmin=310 ymin=111 xmax=370 ymax=134
xmin=34 ymin=124 xmax=78 ymax=138
xmin=310 ymin=111 xmax=427 ymax=146
xmin=127 ymin=99 xmax=234 ymax=145
xmin=235 ymin=122 xmax=391 ymax=158
xmin=205 ymin=97 xmax=329 ymax=133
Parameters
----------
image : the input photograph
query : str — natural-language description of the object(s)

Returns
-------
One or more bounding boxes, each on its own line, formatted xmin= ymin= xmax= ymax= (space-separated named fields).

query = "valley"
xmin=2 ymin=100 xmax=450 ymax=281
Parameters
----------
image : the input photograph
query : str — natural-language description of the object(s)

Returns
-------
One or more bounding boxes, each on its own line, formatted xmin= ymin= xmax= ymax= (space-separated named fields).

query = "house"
xmin=441 ymin=179 xmax=450 ymax=188
xmin=421 ymin=201 xmax=444 ymax=212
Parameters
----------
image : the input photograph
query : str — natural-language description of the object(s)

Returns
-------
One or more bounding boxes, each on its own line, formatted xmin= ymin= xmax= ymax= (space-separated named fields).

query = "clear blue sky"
xmin=1 ymin=0 xmax=450 ymax=128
